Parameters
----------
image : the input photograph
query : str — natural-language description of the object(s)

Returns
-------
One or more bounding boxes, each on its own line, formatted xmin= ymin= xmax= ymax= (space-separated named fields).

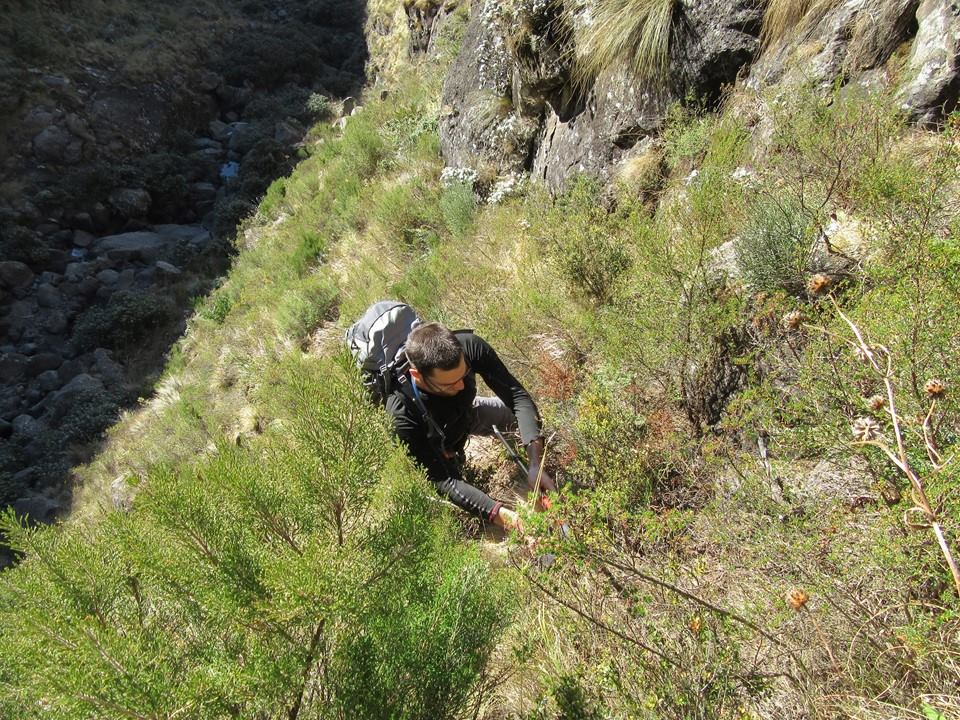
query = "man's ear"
xmin=409 ymin=366 xmax=423 ymax=383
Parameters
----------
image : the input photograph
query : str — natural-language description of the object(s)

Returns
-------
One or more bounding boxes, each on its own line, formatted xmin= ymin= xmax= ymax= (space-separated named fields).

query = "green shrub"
xmin=305 ymin=92 xmax=332 ymax=119
xmin=55 ymin=388 xmax=121 ymax=444
xmin=341 ymin=118 xmax=388 ymax=178
xmin=274 ymin=274 xmax=338 ymax=338
xmin=735 ymin=196 xmax=813 ymax=294
xmin=0 ymin=224 xmax=48 ymax=266
xmin=540 ymin=179 xmax=632 ymax=305
xmin=72 ymin=291 xmax=175 ymax=353
xmin=0 ymin=354 xmax=510 ymax=718
xmin=259 ymin=177 xmax=288 ymax=219
xmin=199 ymin=291 xmax=233 ymax=324
xmin=372 ymin=179 xmax=441 ymax=248
xmin=290 ymin=228 xmax=328 ymax=274
xmin=440 ymin=181 xmax=477 ymax=239
xmin=214 ymin=196 xmax=255 ymax=238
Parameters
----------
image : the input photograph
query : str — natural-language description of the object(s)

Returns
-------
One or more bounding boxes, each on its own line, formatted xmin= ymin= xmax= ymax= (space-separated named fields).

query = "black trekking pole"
xmin=491 ymin=425 xmax=528 ymax=475
xmin=492 ymin=425 xmax=569 ymax=542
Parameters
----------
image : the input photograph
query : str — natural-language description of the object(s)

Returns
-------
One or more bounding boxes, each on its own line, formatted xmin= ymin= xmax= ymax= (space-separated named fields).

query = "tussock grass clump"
xmin=573 ymin=0 xmax=677 ymax=85
xmin=760 ymin=0 xmax=845 ymax=49
xmin=735 ymin=196 xmax=814 ymax=294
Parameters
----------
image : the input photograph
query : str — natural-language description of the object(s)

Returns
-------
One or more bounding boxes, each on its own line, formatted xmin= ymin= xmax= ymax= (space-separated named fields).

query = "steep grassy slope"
xmin=1 ymin=4 xmax=959 ymax=719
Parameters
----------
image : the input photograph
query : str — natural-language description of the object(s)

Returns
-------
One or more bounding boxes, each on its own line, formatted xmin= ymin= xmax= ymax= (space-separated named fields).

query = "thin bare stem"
xmin=922 ymin=401 xmax=943 ymax=468
xmin=833 ymin=296 xmax=960 ymax=597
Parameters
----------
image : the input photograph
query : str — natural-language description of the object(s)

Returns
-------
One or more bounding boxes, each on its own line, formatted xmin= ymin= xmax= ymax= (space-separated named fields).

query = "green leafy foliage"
xmin=72 ymin=291 xmax=176 ymax=353
xmin=0 ymin=355 xmax=509 ymax=719
xmin=735 ymin=196 xmax=813 ymax=293
xmin=538 ymin=179 xmax=633 ymax=305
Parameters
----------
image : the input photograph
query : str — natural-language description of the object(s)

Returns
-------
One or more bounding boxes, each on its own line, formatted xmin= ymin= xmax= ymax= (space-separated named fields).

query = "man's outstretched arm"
xmin=389 ymin=396 xmax=518 ymax=527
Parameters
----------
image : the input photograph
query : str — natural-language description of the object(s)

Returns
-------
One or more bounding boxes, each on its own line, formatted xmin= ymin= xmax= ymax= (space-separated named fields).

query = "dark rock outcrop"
xmin=440 ymin=0 xmax=762 ymax=193
xmin=898 ymin=0 xmax=960 ymax=123
xmin=441 ymin=0 xmax=958 ymax=194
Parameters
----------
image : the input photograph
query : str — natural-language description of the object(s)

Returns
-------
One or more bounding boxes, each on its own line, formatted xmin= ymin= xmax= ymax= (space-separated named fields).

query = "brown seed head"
xmin=787 ymin=589 xmax=809 ymax=611
xmin=806 ymin=273 xmax=831 ymax=296
xmin=866 ymin=395 xmax=885 ymax=412
xmin=782 ymin=309 xmax=802 ymax=331
xmin=689 ymin=616 xmax=703 ymax=633
xmin=924 ymin=379 xmax=946 ymax=399
xmin=852 ymin=416 xmax=881 ymax=442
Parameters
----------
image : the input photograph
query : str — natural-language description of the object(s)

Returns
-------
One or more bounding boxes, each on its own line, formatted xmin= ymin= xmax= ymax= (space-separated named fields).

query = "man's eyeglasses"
xmin=426 ymin=360 xmax=471 ymax=390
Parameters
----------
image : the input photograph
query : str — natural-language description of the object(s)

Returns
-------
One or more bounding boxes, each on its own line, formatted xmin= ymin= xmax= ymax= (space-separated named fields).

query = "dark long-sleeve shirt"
xmin=386 ymin=332 xmax=541 ymax=519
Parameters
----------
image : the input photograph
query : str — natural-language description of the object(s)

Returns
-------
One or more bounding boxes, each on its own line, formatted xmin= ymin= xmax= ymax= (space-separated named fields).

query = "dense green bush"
xmin=0 ymin=224 xmax=48 ymax=266
xmin=55 ymin=388 xmax=122 ymax=445
xmin=0 ymin=354 xmax=510 ymax=719
xmin=539 ymin=179 xmax=633 ymax=305
xmin=72 ymin=291 xmax=175 ymax=353
xmin=735 ymin=196 xmax=813 ymax=294
xmin=440 ymin=181 xmax=477 ymax=239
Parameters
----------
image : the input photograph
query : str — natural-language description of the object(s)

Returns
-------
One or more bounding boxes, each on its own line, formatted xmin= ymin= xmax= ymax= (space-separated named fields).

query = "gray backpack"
xmin=345 ymin=300 xmax=450 ymax=452
xmin=345 ymin=300 xmax=422 ymax=404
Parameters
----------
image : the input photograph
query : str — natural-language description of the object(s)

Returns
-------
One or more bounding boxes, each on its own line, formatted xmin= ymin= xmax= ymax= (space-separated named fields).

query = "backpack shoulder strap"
xmin=396 ymin=377 xmax=448 ymax=456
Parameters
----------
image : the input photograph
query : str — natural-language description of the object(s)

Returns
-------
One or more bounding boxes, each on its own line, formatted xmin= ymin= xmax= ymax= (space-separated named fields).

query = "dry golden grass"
xmin=616 ymin=143 xmax=666 ymax=195
xmin=573 ymin=0 xmax=677 ymax=85
xmin=760 ymin=0 xmax=845 ymax=50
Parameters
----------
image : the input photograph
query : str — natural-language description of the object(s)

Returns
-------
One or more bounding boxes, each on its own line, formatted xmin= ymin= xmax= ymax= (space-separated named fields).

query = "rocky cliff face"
xmin=437 ymin=0 xmax=960 ymax=195
xmin=0 ymin=0 xmax=367 ymax=524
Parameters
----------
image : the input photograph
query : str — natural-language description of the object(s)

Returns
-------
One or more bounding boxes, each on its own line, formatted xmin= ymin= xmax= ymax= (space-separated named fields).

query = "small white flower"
xmin=851 ymin=417 xmax=881 ymax=442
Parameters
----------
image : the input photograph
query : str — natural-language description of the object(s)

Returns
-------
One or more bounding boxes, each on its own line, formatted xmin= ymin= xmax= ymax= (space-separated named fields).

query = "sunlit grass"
xmin=573 ymin=0 xmax=677 ymax=85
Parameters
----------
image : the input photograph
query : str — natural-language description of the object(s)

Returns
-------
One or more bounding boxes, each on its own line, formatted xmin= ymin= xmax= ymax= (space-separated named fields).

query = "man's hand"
xmin=494 ymin=506 xmax=523 ymax=534
xmin=525 ymin=437 xmax=556 ymax=495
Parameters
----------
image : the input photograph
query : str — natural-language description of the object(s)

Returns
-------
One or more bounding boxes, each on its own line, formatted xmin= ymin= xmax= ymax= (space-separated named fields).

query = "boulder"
xmin=0 ymin=261 xmax=34 ymax=291
xmin=93 ymin=231 xmax=173 ymax=263
xmin=274 ymin=118 xmax=305 ymax=145
xmin=11 ymin=414 xmax=43 ymax=439
xmin=46 ymin=373 xmax=104 ymax=423
xmin=209 ymin=119 xmax=231 ymax=142
xmin=12 ymin=494 xmax=61 ymax=524
xmin=32 ymin=125 xmax=74 ymax=164
xmin=56 ymin=358 xmax=84 ymax=385
xmin=71 ymin=212 xmax=95 ymax=232
xmin=96 ymin=268 xmax=120 ymax=285
xmin=228 ymin=122 xmax=262 ymax=155
xmin=749 ymin=0 xmax=921 ymax=91
xmin=189 ymin=182 xmax=218 ymax=204
xmin=440 ymin=0 xmax=762 ymax=193
xmin=44 ymin=309 xmax=69 ymax=334
xmin=898 ymin=0 xmax=960 ymax=124
xmin=36 ymin=283 xmax=61 ymax=308
xmin=45 ymin=250 xmax=69 ymax=274
xmin=216 ymin=84 xmax=253 ymax=111
xmin=72 ymin=229 xmax=95 ymax=247
xmin=92 ymin=348 xmax=124 ymax=386
xmin=439 ymin=1 xmax=528 ymax=176
xmin=155 ymin=260 xmax=182 ymax=279
xmin=65 ymin=261 xmax=94 ymax=281
xmin=0 ymin=353 xmax=29 ymax=383
xmin=117 ymin=268 xmax=136 ymax=289
xmin=108 ymin=188 xmax=152 ymax=218
xmin=532 ymin=66 xmax=672 ymax=193
xmin=33 ymin=369 xmax=61 ymax=394
xmin=192 ymin=137 xmax=223 ymax=152
xmin=27 ymin=352 xmax=63 ymax=376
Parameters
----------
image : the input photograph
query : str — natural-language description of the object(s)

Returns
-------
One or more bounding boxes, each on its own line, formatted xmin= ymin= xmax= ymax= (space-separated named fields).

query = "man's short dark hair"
xmin=406 ymin=323 xmax=463 ymax=375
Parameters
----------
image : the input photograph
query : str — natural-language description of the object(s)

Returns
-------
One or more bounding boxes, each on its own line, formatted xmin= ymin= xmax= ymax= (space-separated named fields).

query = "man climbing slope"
xmin=387 ymin=322 xmax=555 ymax=531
